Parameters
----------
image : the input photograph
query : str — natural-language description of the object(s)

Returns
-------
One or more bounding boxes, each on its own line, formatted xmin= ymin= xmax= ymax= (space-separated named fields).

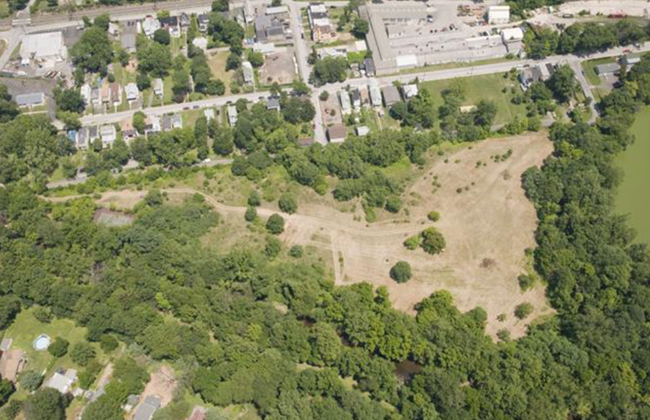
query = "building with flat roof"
xmin=596 ymin=63 xmax=621 ymax=76
xmin=242 ymin=61 xmax=254 ymax=85
xmin=488 ymin=6 xmax=510 ymax=24
xmin=227 ymin=105 xmax=238 ymax=126
xmin=381 ymin=85 xmax=401 ymax=107
xmin=327 ymin=124 xmax=347 ymax=143
xmin=20 ymin=32 xmax=67 ymax=64
xmin=15 ymin=92 xmax=45 ymax=107
xmin=339 ymin=90 xmax=352 ymax=114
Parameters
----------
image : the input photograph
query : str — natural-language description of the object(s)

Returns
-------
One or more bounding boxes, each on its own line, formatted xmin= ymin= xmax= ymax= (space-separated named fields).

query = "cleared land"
xmin=615 ymin=106 xmax=650 ymax=245
xmin=159 ymin=133 xmax=553 ymax=337
xmin=420 ymin=73 xmax=527 ymax=126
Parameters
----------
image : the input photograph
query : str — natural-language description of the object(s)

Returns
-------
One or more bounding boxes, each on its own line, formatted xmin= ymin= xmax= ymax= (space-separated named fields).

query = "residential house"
xmin=265 ymin=5 xmax=289 ymax=17
xmin=160 ymin=16 xmax=181 ymax=37
xmin=192 ymin=37 xmax=209 ymax=51
xmin=327 ymin=124 xmax=347 ymax=143
xmin=0 ymin=347 xmax=26 ymax=383
xmin=363 ymin=58 xmax=376 ymax=77
xmin=125 ymin=83 xmax=139 ymax=102
xmin=91 ymin=88 xmax=101 ymax=108
xmin=622 ymin=54 xmax=641 ymax=67
xmin=368 ymin=82 xmax=382 ymax=108
xmin=350 ymin=88 xmax=361 ymax=110
xmin=161 ymin=115 xmax=173 ymax=131
xmin=144 ymin=116 xmax=162 ymax=136
xmin=171 ymin=113 xmax=183 ymax=129
xmin=204 ymin=108 xmax=215 ymax=121
xmin=80 ymin=83 xmax=92 ymax=105
xmin=77 ymin=126 xmax=99 ymax=149
xmin=108 ymin=22 xmax=120 ymax=37
xmin=402 ymin=84 xmax=418 ymax=100
xmin=142 ymin=16 xmax=161 ymax=38
xmin=227 ymin=105 xmax=238 ymax=126
xmin=197 ymin=14 xmax=210 ymax=33
xmin=15 ymin=92 xmax=45 ymax=108
xmin=242 ymin=61 xmax=254 ymax=85
xmin=381 ymin=85 xmax=401 ymax=107
xmin=100 ymin=125 xmax=117 ymax=146
xmin=153 ymin=78 xmax=164 ymax=97
xmin=355 ymin=126 xmax=370 ymax=136
xmin=339 ymin=90 xmax=352 ymax=114
xmin=100 ymin=83 xmax=111 ymax=105
xmin=487 ymin=5 xmax=510 ymax=24
xmin=595 ymin=63 xmax=621 ymax=76
xmin=179 ymin=13 xmax=191 ymax=30
xmin=45 ymin=369 xmax=77 ymax=394
xmin=308 ymin=3 xmax=336 ymax=42
xmin=110 ymin=82 xmax=122 ymax=106
xmin=121 ymin=118 xmax=137 ymax=140
xmin=133 ymin=395 xmax=161 ymax=420
xmin=20 ymin=32 xmax=67 ymax=65
xmin=266 ymin=97 xmax=281 ymax=111
xmin=519 ymin=63 xmax=554 ymax=89
xmin=124 ymin=394 xmax=141 ymax=412
xmin=255 ymin=15 xmax=286 ymax=42
xmin=312 ymin=24 xmax=336 ymax=42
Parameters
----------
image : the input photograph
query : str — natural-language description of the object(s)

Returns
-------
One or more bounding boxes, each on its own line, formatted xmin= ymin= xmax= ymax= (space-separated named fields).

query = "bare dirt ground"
xmin=164 ymin=132 xmax=554 ymax=337
xmin=140 ymin=365 xmax=177 ymax=408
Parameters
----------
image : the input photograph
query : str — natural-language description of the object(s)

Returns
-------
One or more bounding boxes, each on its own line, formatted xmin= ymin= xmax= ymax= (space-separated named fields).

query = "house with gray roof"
xmin=133 ymin=395 xmax=161 ymax=420
xmin=381 ymin=85 xmax=401 ymax=107
xmin=254 ymin=15 xmax=285 ymax=42
xmin=596 ymin=63 xmax=621 ymax=76
xmin=15 ymin=92 xmax=45 ymax=107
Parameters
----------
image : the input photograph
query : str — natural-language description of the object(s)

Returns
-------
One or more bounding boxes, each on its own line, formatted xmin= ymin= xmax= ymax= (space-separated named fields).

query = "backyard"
xmin=420 ymin=73 xmax=527 ymax=126
xmin=208 ymin=50 xmax=234 ymax=94
xmin=615 ymin=106 xmax=650 ymax=245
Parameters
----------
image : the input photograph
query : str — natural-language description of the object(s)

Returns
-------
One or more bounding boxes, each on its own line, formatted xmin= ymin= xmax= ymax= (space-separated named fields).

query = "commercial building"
xmin=20 ymin=32 xmax=68 ymax=65
xmin=487 ymin=6 xmax=510 ymax=24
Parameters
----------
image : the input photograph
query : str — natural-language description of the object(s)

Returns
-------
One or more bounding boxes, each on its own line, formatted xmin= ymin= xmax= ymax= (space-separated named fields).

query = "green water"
xmin=615 ymin=107 xmax=650 ymax=245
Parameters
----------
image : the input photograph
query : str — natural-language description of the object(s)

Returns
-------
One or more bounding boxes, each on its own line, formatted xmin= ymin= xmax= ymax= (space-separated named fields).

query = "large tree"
xmin=71 ymin=26 xmax=114 ymax=73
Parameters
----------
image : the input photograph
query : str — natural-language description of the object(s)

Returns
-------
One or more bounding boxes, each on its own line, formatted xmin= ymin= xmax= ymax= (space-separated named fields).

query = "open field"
xmin=157 ymin=132 xmax=553 ymax=337
xmin=420 ymin=73 xmax=527 ymax=126
xmin=615 ymin=106 xmax=650 ymax=245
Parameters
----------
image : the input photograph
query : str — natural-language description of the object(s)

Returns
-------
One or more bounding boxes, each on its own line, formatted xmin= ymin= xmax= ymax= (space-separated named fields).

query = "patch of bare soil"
xmin=140 ymin=365 xmax=177 ymax=408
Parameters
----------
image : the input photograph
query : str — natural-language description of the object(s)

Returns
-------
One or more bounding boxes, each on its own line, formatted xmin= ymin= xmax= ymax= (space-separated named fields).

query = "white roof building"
xmin=100 ymin=125 xmax=117 ymax=145
xmin=501 ymin=27 xmax=524 ymax=43
xmin=368 ymin=82 xmax=382 ymax=108
xmin=356 ymin=126 xmax=370 ymax=136
xmin=242 ymin=61 xmax=254 ymax=85
xmin=402 ymin=84 xmax=419 ymax=99
xmin=20 ymin=32 xmax=67 ymax=63
xmin=142 ymin=16 xmax=161 ymax=38
xmin=46 ymin=369 xmax=77 ymax=394
xmin=266 ymin=5 xmax=289 ymax=15
xmin=80 ymin=84 xmax=92 ymax=105
xmin=396 ymin=54 xmax=417 ymax=68
xmin=339 ymin=90 xmax=352 ymax=115
xmin=252 ymin=43 xmax=275 ymax=54
xmin=227 ymin=105 xmax=238 ymax=126
xmin=125 ymin=83 xmax=139 ymax=102
xmin=204 ymin=108 xmax=215 ymax=121
xmin=153 ymin=78 xmax=164 ymax=97
xmin=488 ymin=6 xmax=510 ymax=24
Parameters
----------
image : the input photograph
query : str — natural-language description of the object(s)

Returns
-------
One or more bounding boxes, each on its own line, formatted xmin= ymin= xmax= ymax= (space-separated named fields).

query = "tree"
xmin=427 ymin=211 xmax=440 ymax=222
xmin=420 ymin=227 xmax=445 ymax=255
xmin=247 ymin=50 xmax=264 ymax=68
xmin=48 ymin=337 xmax=69 ymax=358
xmin=0 ymin=377 xmax=14 ymax=406
xmin=389 ymin=261 xmax=412 ymax=283
xmin=136 ymin=73 xmax=151 ymax=91
xmin=172 ymin=68 xmax=191 ymax=101
xmin=311 ymin=57 xmax=348 ymax=85
xmin=24 ymin=388 xmax=66 ymax=420
xmin=266 ymin=214 xmax=285 ymax=235
xmin=282 ymin=97 xmax=315 ymax=124
xmin=226 ymin=53 xmax=241 ymax=70
xmin=153 ymin=29 xmax=171 ymax=45
xmin=319 ymin=91 xmax=329 ymax=101
xmin=133 ymin=112 xmax=146 ymax=134
xmin=81 ymin=394 xmax=123 ymax=420
xmin=0 ymin=84 xmax=19 ymax=123
xmin=514 ymin=303 xmax=533 ymax=319
xmin=546 ymin=65 xmax=579 ymax=103
xmin=278 ymin=193 xmax=297 ymax=214
xmin=352 ymin=18 xmax=369 ymax=39
xmin=138 ymin=42 xmax=173 ymax=78
xmin=265 ymin=235 xmax=282 ymax=258
xmin=99 ymin=335 xmax=119 ymax=352
xmin=53 ymin=89 xmax=85 ymax=113
xmin=244 ymin=206 xmax=257 ymax=222
xmin=290 ymin=245 xmax=304 ymax=258
xmin=70 ymin=342 xmax=96 ymax=367
xmin=19 ymin=371 xmax=44 ymax=392
xmin=93 ymin=14 xmax=111 ymax=31
xmin=211 ymin=124 xmax=234 ymax=156
xmin=71 ymin=26 xmax=113 ymax=73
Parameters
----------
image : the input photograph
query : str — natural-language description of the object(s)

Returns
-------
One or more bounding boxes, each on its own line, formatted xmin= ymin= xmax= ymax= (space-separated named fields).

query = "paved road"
xmin=567 ymin=58 xmax=598 ymax=124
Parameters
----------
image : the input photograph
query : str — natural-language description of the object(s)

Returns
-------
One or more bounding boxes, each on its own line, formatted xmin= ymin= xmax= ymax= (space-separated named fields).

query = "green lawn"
xmin=420 ymin=73 xmax=526 ymax=126
xmin=208 ymin=51 xmax=234 ymax=95
xmin=0 ymin=0 xmax=9 ymax=18
xmin=581 ymin=57 xmax=616 ymax=86
xmin=2 ymin=307 xmax=103 ymax=374
xmin=615 ymin=106 xmax=650 ymax=245
xmin=0 ymin=40 xmax=6 ymax=59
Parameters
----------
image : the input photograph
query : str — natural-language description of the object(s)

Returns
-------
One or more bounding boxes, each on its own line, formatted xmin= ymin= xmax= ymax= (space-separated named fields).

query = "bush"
xmin=70 ymin=342 xmax=96 ymax=367
xmin=385 ymin=196 xmax=402 ymax=213
xmin=289 ymin=245 xmax=304 ymax=258
xmin=389 ymin=261 xmax=412 ymax=283
xmin=18 ymin=371 xmax=43 ymax=392
xmin=33 ymin=307 xmax=52 ymax=323
xmin=48 ymin=337 xmax=69 ymax=358
xmin=518 ymin=274 xmax=535 ymax=291
xmin=266 ymin=214 xmax=285 ymax=235
xmin=278 ymin=193 xmax=297 ymax=214
xmin=514 ymin=303 xmax=533 ymax=320
xmin=420 ymin=227 xmax=445 ymax=255
xmin=404 ymin=235 xmax=421 ymax=250
xmin=427 ymin=211 xmax=440 ymax=222
xmin=265 ymin=236 xmax=282 ymax=258
xmin=99 ymin=334 xmax=119 ymax=352
xmin=247 ymin=191 xmax=261 ymax=207
xmin=244 ymin=206 xmax=257 ymax=222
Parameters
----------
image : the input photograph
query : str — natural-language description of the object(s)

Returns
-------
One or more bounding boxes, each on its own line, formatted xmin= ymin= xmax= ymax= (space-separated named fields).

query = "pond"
xmin=615 ymin=106 xmax=650 ymax=245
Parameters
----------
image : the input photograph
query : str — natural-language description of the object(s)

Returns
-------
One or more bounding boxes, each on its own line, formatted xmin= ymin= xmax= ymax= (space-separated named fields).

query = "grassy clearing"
xmin=2 ymin=307 xmax=104 ymax=374
xmin=0 ymin=39 xmax=6 ymax=58
xmin=420 ymin=73 xmax=526 ymax=126
xmin=398 ymin=57 xmax=514 ymax=76
xmin=0 ymin=0 xmax=9 ymax=18
xmin=615 ymin=106 xmax=650 ymax=244
xmin=208 ymin=51 xmax=234 ymax=94
xmin=581 ymin=57 xmax=616 ymax=86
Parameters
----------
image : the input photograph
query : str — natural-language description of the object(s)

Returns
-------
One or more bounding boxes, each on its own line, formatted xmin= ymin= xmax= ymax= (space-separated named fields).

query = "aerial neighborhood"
xmin=0 ymin=0 xmax=650 ymax=418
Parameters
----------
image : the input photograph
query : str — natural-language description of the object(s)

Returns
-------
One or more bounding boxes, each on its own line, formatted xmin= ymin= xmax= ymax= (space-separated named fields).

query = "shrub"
xmin=247 ymin=191 xmax=261 ymax=207
xmin=33 ymin=307 xmax=52 ymax=324
xmin=514 ymin=303 xmax=533 ymax=320
xmin=265 ymin=236 xmax=282 ymax=258
xmin=518 ymin=274 xmax=535 ymax=291
xmin=244 ymin=206 xmax=257 ymax=222
xmin=385 ymin=196 xmax=402 ymax=213
xmin=266 ymin=214 xmax=285 ymax=235
xmin=389 ymin=261 xmax=412 ymax=283
xmin=18 ymin=371 xmax=43 ymax=392
xmin=99 ymin=334 xmax=119 ymax=353
xmin=496 ymin=329 xmax=511 ymax=342
xmin=278 ymin=193 xmax=297 ymax=214
xmin=420 ymin=227 xmax=445 ymax=255
xmin=289 ymin=245 xmax=304 ymax=258
xmin=70 ymin=342 xmax=96 ymax=367
xmin=48 ymin=337 xmax=69 ymax=358
xmin=427 ymin=211 xmax=440 ymax=222
xmin=404 ymin=235 xmax=421 ymax=250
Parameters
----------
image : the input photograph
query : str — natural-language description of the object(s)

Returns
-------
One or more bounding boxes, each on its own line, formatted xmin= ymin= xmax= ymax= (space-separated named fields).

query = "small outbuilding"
xmin=327 ymin=124 xmax=347 ymax=143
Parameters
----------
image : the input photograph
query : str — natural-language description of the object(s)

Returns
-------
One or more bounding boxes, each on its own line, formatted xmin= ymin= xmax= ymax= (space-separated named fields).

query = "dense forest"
xmin=3 ymin=57 xmax=650 ymax=420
